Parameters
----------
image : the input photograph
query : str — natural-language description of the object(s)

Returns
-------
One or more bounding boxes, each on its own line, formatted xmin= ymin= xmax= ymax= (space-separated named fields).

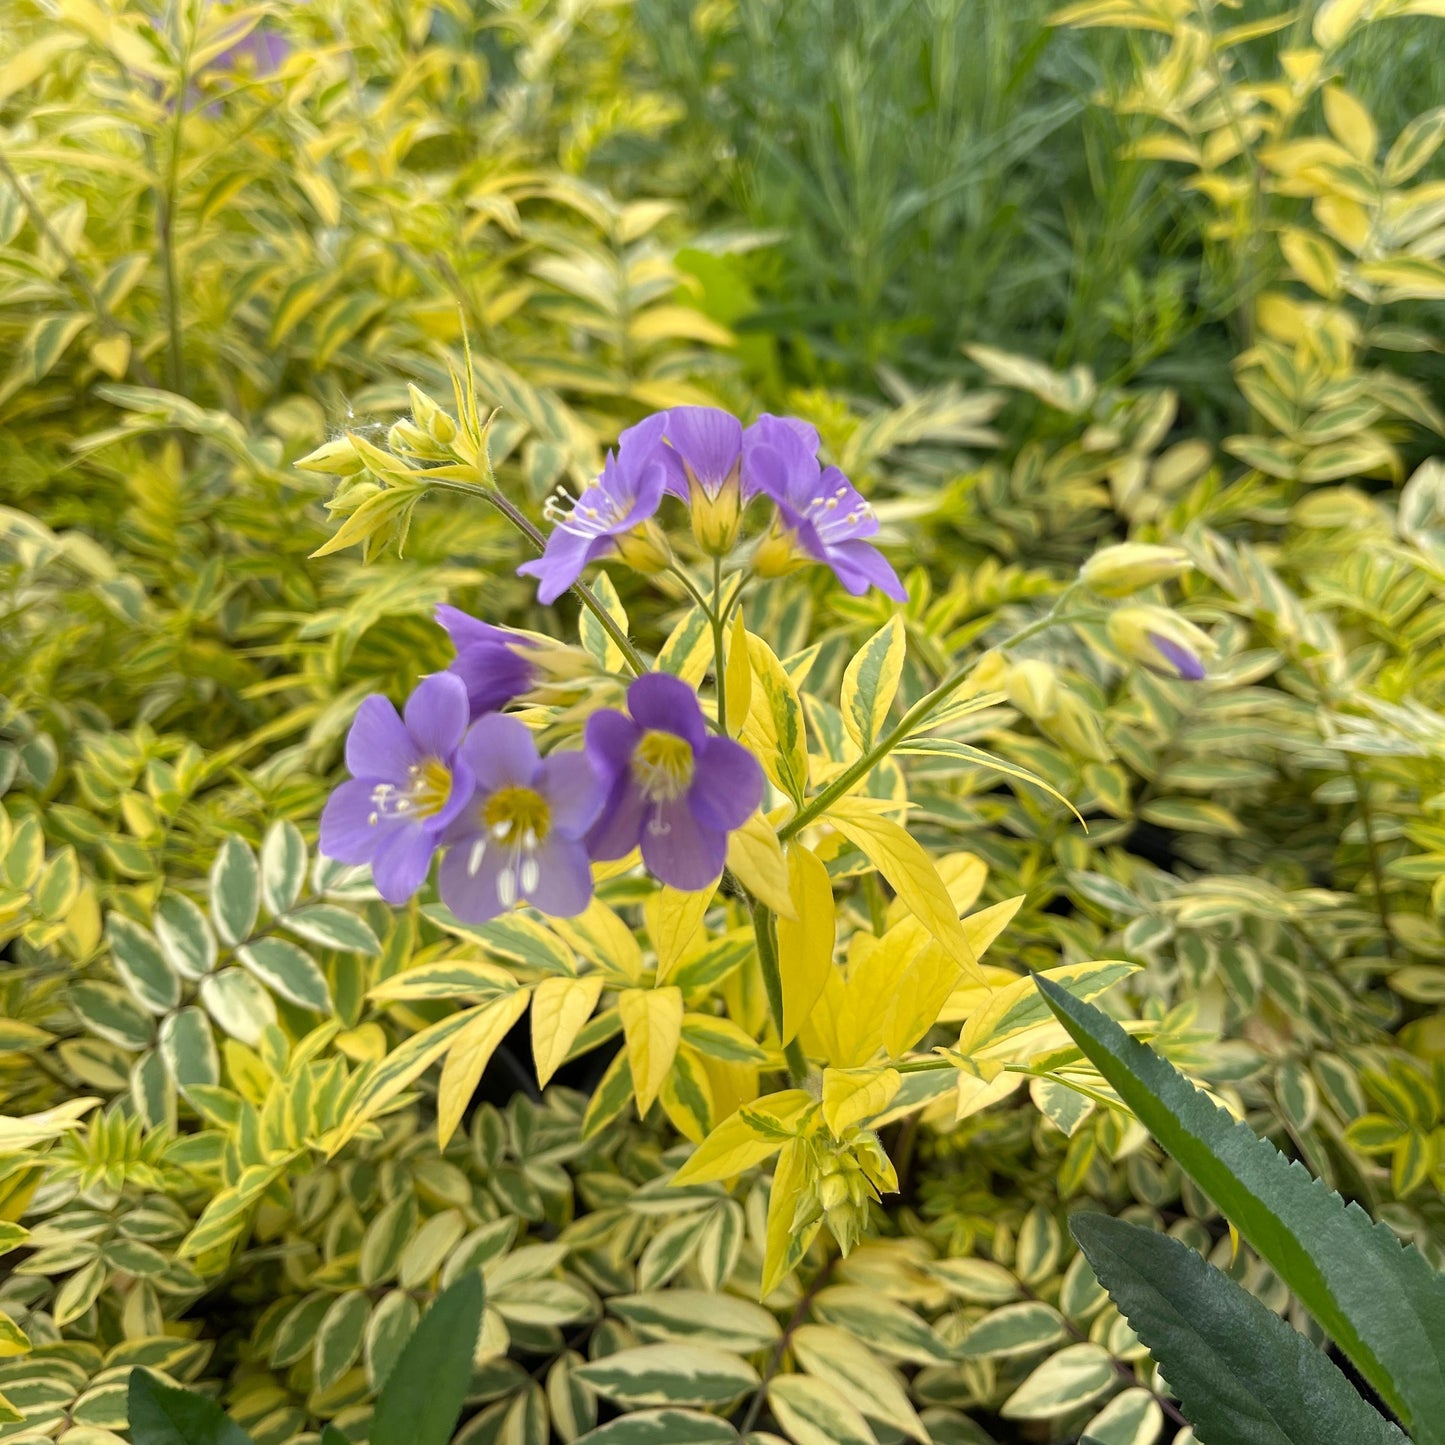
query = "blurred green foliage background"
xmin=2 ymin=1 xmax=1444 ymax=1442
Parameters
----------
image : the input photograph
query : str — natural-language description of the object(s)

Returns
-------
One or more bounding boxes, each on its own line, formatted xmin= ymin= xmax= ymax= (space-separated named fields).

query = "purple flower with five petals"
xmin=436 ymin=604 xmax=538 ymax=720
xmin=518 ymin=414 xmax=674 ymax=604
xmin=439 ymin=714 xmax=605 ymax=922
xmin=585 ymin=674 xmax=764 ymax=891
xmin=745 ymin=414 xmax=907 ymax=601
xmin=664 ymin=406 xmax=750 ymax=553
xmin=320 ymin=673 xmax=474 ymax=904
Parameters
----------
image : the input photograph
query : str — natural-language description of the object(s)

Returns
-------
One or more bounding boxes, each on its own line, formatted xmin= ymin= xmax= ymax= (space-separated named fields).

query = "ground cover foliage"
xmin=1 ymin=1 xmax=1444 ymax=1442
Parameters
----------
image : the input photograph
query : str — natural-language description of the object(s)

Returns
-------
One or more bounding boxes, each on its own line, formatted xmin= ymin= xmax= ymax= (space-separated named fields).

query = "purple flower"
xmin=438 ymin=715 xmax=605 ymax=922
xmin=436 ymin=605 xmax=538 ymax=720
xmin=1106 ymin=605 xmax=1213 ymax=682
xmin=518 ymin=414 xmax=674 ymax=605
xmin=664 ymin=406 xmax=748 ymax=553
xmin=745 ymin=415 xmax=906 ymax=601
xmin=584 ymin=674 xmax=764 ymax=891
xmin=1147 ymin=633 xmax=1207 ymax=682
xmin=320 ymin=673 xmax=474 ymax=904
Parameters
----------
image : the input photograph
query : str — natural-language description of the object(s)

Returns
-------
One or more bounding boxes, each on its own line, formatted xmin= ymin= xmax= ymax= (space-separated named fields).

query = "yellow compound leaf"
xmin=761 ymin=1139 xmax=817 ymax=1299
xmin=436 ymin=988 xmax=532 ymax=1147
xmin=776 ymin=844 xmax=835 ymax=1045
xmin=531 ymin=974 xmax=605 ymax=1088
xmin=552 ymin=898 xmax=645 ymax=983
xmin=659 ymin=1042 xmax=716 ymax=1145
xmin=671 ymin=1089 xmax=814 ymax=1185
xmin=742 ymin=631 xmax=810 ymax=806
xmin=840 ymin=614 xmax=906 ymax=749
xmin=645 ymin=887 xmax=714 ymax=983
xmin=821 ymin=1067 xmax=901 ymax=1136
xmin=619 ymin=986 xmax=684 ymax=1114
xmin=827 ymin=798 xmax=987 ymax=986
xmin=0 ymin=1310 xmax=30 ymax=1359
xmin=726 ymin=810 xmax=797 ymax=919
xmin=1322 ymin=85 xmax=1378 ymax=164
xmin=725 ymin=610 xmax=753 ymax=736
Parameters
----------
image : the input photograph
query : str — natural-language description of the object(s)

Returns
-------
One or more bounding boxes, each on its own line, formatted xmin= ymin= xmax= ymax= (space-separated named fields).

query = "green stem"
xmin=425 ymin=477 xmax=648 ymax=677
xmin=752 ymin=899 xmax=808 ymax=1084
xmin=159 ymin=4 xmax=192 ymax=396
xmin=1344 ymin=752 xmax=1400 ymax=961
xmin=711 ymin=556 xmax=729 ymax=734
xmin=777 ymin=586 xmax=1083 ymax=844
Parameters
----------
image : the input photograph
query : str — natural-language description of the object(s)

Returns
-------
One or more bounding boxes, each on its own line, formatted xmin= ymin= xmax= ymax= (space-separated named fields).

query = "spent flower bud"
xmin=1108 ymin=604 xmax=1213 ymax=682
xmin=1081 ymin=542 xmax=1193 ymax=597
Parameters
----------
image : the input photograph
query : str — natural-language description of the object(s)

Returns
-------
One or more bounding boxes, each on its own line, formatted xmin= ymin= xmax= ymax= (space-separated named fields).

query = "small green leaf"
xmin=126 ymin=1368 xmax=255 ymax=1445
xmin=282 ymin=903 xmax=380 ymax=955
xmin=237 ymin=938 xmax=332 ymax=1012
xmin=260 ymin=821 xmax=307 ymax=916
xmin=209 ymin=836 xmax=260 ymax=946
xmin=370 ymin=1269 xmax=485 ymax=1445
xmin=1071 ymin=1213 xmax=1407 ymax=1445
xmin=1036 ymin=974 xmax=1445 ymax=1443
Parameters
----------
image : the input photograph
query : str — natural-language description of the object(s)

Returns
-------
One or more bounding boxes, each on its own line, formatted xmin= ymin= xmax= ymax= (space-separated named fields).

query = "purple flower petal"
xmin=664 ymin=407 xmax=743 ymax=496
xmin=617 ymin=412 xmax=669 ymax=454
xmin=626 ymin=672 xmax=707 ymax=749
xmin=641 ymin=802 xmax=728 ymax=891
xmin=537 ymin=750 xmax=606 ymax=837
xmin=450 ymin=641 xmax=536 ymax=719
xmin=743 ymin=415 xmax=820 ymax=504
xmin=1148 ymin=632 xmax=1206 ymax=681
xmin=827 ymin=539 xmax=908 ymax=601
xmin=436 ymin=604 xmax=510 ymax=653
xmin=517 ymin=528 xmax=604 ymax=606
xmin=525 ymin=836 xmax=595 ymax=917
xmin=689 ymin=737 xmax=764 ymax=833
xmin=371 ymin=827 xmax=435 ymax=904
xmin=586 ymin=776 xmax=648 ymax=862
xmin=345 ymin=695 xmax=419 ymax=782
xmin=404 ymin=672 xmax=470 ymax=759
xmin=319 ymin=779 xmax=385 ymax=863
xmin=438 ymin=839 xmax=509 ymax=923
xmin=586 ymin=708 xmax=642 ymax=784
xmin=460 ymin=713 xmax=540 ymax=792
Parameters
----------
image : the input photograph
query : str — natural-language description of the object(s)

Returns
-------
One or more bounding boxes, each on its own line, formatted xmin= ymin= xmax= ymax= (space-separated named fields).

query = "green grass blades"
xmin=1069 ymin=1212 xmax=1408 ymax=1445
xmin=127 ymin=1370 xmax=256 ymax=1445
xmin=368 ymin=1269 xmax=485 ymax=1445
xmin=1035 ymin=974 xmax=1445 ymax=1444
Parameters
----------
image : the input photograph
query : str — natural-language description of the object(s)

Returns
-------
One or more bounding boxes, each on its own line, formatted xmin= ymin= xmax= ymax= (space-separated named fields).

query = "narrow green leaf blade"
xmin=369 ymin=1269 xmax=485 ymax=1445
xmin=127 ymin=1368 xmax=255 ymax=1445
xmin=1036 ymin=974 xmax=1445 ymax=1442
xmin=1071 ymin=1213 xmax=1407 ymax=1445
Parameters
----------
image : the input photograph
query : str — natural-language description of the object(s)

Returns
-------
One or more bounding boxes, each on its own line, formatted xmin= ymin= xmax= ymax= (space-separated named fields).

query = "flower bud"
xmin=1081 ymin=543 xmax=1192 ymax=597
xmin=295 ymin=436 xmax=365 ymax=476
xmin=752 ymin=522 xmax=806 ymax=579
xmin=1107 ymin=604 xmax=1214 ymax=682
xmin=612 ymin=518 xmax=672 ymax=576
xmin=687 ymin=471 xmax=743 ymax=555
xmin=1006 ymin=660 xmax=1058 ymax=721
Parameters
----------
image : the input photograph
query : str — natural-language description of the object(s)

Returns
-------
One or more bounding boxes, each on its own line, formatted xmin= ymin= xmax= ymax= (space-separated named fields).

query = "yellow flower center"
xmin=370 ymin=757 xmax=452 ymax=823
xmin=482 ymin=786 xmax=551 ymax=844
xmin=634 ymin=730 xmax=695 ymax=803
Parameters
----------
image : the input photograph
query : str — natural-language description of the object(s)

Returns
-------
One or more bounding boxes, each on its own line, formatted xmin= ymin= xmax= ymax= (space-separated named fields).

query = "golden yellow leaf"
xmin=646 ymin=886 xmax=714 ymax=983
xmin=436 ymin=989 xmax=532 ymax=1147
xmin=776 ymin=844 xmax=835 ymax=1044
xmin=1322 ymin=85 xmax=1378 ymax=164
xmin=821 ymin=1067 xmax=901 ymax=1136
xmin=725 ymin=610 xmax=753 ymax=736
xmin=671 ymin=1089 xmax=814 ymax=1185
xmin=742 ymin=631 xmax=810 ymax=805
xmin=761 ymin=1139 xmax=816 ymax=1298
xmin=530 ymin=974 xmax=605 ymax=1088
xmin=827 ymin=798 xmax=986 ymax=986
xmin=619 ymin=985 xmax=683 ymax=1114
xmin=726 ymin=810 xmax=797 ymax=918
xmin=88 ymin=333 xmax=131 ymax=380
xmin=659 ymin=1042 xmax=715 ymax=1145
xmin=840 ymin=615 xmax=906 ymax=749
xmin=552 ymin=898 xmax=645 ymax=982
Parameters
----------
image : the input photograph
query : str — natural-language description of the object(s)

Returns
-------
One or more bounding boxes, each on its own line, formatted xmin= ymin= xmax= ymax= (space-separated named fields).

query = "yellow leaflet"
xmin=531 ymin=974 xmax=605 ymax=1088
xmin=0 ymin=1097 xmax=101 ymax=1152
xmin=0 ymin=1311 xmax=30 ymax=1358
xmin=659 ymin=1042 xmax=715 ymax=1145
xmin=619 ymin=986 xmax=683 ymax=1114
xmin=436 ymin=989 xmax=532 ymax=1147
xmin=799 ymin=965 xmax=852 ymax=1069
xmin=592 ymin=848 xmax=641 ymax=884
xmin=956 ymin=1070 xmax=1025 ymax=1122
xmin=742 ymin=630 xmax=810 ymax=806
xmin=223 ymin=1039 xmax=273 ymax=1106
xmin=886 ymin=896 xmax=1025 ymax=1056
xmin=657 ymin=605 xmax=713 ymax=689
xmin=776 ymin=844 xmax=835 ymax=1044
xmin=956 ymin=959 xmax=1139 ymax=1058
xmin=335 ymin=1022 xmax=387 ymax=1063
xmin=840 ymin=614 xmax=906 ymax=749
xmin=368 ymin=958 xmax=518 ymax=1002
xmin=761 ymin=1139 xmax=816 ymax=1299
xmin=698 ymin=1052 xmax=761 ymax=1124
xmin=827 ymin=928 xmax=919 ymax=1068
xmin=827 ymin=798 xmax=987 ymax=986
xmin=822 ymin=1067 xmax=902 ymax=1136
xmin=551 ymin=898 xmax=645 ymax=983
xmin=725 ymin=610 xmax=753 ymax=736
xmin=883 ymin=851 xmax=987 ymax=936
xmin=726 ymin=810 xmax=796 ymax=918
xmin=671 ymin=1088 xmax=814 ymax=1185
xmin=645 ymin=886 xmax=714 ymax=983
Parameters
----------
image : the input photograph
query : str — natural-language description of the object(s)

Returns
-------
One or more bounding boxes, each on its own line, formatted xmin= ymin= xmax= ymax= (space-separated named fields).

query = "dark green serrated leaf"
xmin=126 ymin=1368 xmax=255 ymax=1445
xmin=370 ymin=1269 xmax=485 ymax=1445
xmin=1036 ymin=975 xmax=1445 ymax=1443
xmin=1071 ymin=1213 xmax=1407 ymax=1445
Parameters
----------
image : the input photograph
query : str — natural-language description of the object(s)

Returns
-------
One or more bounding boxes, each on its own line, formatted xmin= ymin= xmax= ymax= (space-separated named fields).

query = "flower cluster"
xmin=321 ymin=615 xmax=764 ymax=917
xmin=519 ymin=405 xmax=906 ymax=604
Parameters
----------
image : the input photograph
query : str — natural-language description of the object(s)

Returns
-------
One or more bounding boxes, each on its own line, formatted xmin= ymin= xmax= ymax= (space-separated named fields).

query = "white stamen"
xmin=468 ymin=839 xmax=487 ymax=876
xmin=497 ymin=867 xmax=518 ymax=907
xmin=492 ymin=820 xmax=511 ymax=839
xmin=367 ymin=811 xmax=379 ymax=826
xmin=520 ymin=857 xmax=540 ymax=893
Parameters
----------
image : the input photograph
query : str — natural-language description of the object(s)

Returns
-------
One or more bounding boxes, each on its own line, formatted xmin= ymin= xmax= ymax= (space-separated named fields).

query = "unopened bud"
xmin=1108 ymin=605 xmax=1213 ymax=682
xmin=613 ymin=519 xmax=672 ymax=576
xmin=1081 ymin=543 xmax=1193 ymax=597
xmin=688 ymin=472 xmax=743 ymax=555
xmin=295 ymin=436 xmax=365 ymax=477
xmin=1007 ymin=660 xmax=1057 ymax=721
